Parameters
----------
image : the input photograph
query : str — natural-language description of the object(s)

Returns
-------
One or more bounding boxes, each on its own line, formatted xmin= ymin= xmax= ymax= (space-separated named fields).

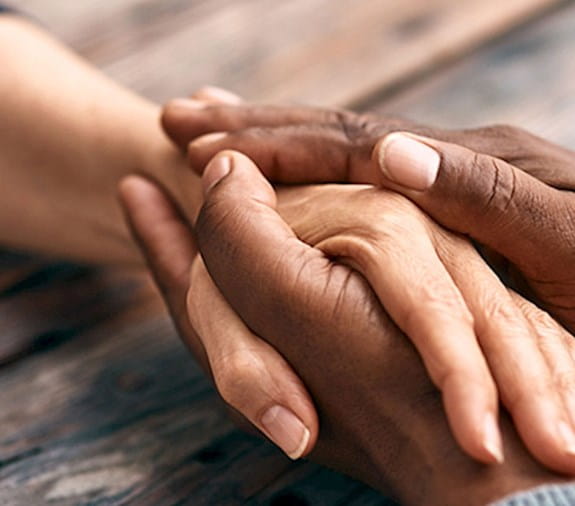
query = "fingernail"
xmin=168 ymin=98 xmax=208 ymax=110
xmin=196 ymin=86 xmax=243 ymax=105
xmin=190 ymin=131 xmax=228 ymax=149
xmin=483 ymin=413 xmax=504 ymax=464
xmin=377 ymin=133 xmax=440 ymax=190
xmin=202 ymin=154 xmax=232 ymax=194
xmin=261 ymin=405 xmax=310 ymax=460
xmin=558 ymin=420 xmax=575 ymax=455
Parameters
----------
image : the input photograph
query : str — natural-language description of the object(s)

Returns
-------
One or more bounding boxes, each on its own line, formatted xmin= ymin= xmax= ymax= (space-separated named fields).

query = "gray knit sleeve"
xmin=491 ymin=484 xmax=575 ymax=506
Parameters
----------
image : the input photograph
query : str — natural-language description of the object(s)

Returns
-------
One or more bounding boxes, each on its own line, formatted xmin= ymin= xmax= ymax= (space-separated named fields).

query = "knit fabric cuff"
xmin=492 ymin=484 xmax=575 ymax=506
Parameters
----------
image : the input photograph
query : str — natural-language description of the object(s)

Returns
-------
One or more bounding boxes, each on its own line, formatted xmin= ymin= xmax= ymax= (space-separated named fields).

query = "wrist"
xmin=135 ymin=117 xmax=204 ymax=227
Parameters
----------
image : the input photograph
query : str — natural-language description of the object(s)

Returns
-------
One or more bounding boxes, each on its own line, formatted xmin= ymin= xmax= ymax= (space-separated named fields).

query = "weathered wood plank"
xmin=0 ymin=290 xmax=364 ymax=505
xmin=0 ymin=266 xmax=149 ymax=366
xmin=373 ymin=2 xmax=575 ymax=149
xmin=15 ymin=0 xmax=559 ymax=105
xmin=2 ymin=1 xmax=575 ymax=505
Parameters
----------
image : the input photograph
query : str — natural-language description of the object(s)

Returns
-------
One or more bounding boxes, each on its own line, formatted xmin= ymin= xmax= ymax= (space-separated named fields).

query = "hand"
xmin=119 ymin=175 xmax=319 ymax=460
xmin=161 ymin=92 xmax=575 ymax=466
xmin=123 ymin=151 xmax=574 ymax=505
xmin=371 ymin=132 xmax=575 ymax=332
xmin=161 ymin=99 xmax=575 ymax=330
xmin=125 ymin=146 xmax=575 ymax=471
xmin=162 ymin=96 xmax=575 ymax=188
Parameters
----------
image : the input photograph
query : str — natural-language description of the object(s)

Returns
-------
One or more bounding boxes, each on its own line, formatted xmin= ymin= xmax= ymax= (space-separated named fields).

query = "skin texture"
xmin=2 ymin=15 xmax=573 ymax=491
xmin=160 ymin=100 xmax=575 ymax=472
xmin=371 ymin=132 xmax=575 ymax=330
xmin=163 ymin=101 xmax=575 ymax=327
xmin=0 ymin=16 xmax=318 ymax=466
xmin=121 ymin=154 xmax=575 ymax=506
xmin=0 ymin=15 xmax=202 ymax=264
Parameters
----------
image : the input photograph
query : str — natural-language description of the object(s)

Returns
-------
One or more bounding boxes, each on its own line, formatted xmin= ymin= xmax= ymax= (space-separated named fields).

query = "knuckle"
xmin=272 ymin=240 xmax=334 ymax=317
xmin=513 ymin=292 xmax=574 ymax=342
xmin=504 ymin=378 xmax=551 ymax=412
xmin=476 ymin=124 xmax=527 ymax=144
xmin=212 ymin=350 xmax=265 ymax=409
xmin=436 ymin=366 xmax=492 ymax=397
xmin=322 ymin=190 xmax=427 ymax=258
xmin=403 ymin=279 xmax=474 ymax=334
xmin=554 ymin=370 xmax=575 ymax=395
xmin=469 ymin=151 xmax=518 ymax=219
xmin=360 ymin=189 xmax=425 ymax=229
xmin=435 ymin=367 xmax=462 ymax=391
xmin=529 ymin=308 xmax=560 ymax=337
xmin=333 ymin=109 xmax=373 ymax=143
xmin=473 ymin=124 xmax=546 ymax=168
xmin=196 ymin=196 xmax=251 ymax=255
xmin=476 ymin=300 xmax=543 ymax=355
xmin=479 ymin=299 xmax=524 ymax=334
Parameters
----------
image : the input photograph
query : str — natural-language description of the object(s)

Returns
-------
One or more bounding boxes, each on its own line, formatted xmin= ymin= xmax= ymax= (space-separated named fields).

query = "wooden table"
xmin=2 ymin=0 xmax=575 ymax=504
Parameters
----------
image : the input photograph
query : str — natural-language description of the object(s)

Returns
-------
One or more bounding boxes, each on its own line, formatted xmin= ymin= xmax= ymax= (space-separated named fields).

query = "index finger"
xmin=118 ymin=176 xmax=206 ymax=365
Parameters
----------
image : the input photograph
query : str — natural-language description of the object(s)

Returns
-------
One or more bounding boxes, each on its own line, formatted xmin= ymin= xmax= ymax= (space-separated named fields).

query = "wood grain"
xmin=2 ymin=0 xmax=575 ymax=505
xmin=0 ymin=277 xmax=386 ymax=505
xmin=16 ymin=0 xmax=559 ymax=105
xmin=371 ymin=1 xmax=575 ymax=150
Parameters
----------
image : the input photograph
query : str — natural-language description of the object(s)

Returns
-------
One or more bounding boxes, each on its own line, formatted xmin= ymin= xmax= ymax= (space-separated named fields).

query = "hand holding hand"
xmin=372 ymin=131 xmax=575 ymax=331
xmin=159 ymin=93 xmax=575 ymax=470
xmin=162 ymin=97 xmax=575 ymax=329
xmin=122 ymin=150 xmax=575 ymax=504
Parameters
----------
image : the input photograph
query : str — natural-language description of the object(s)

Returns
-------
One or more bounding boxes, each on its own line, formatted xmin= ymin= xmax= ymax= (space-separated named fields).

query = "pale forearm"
xmin=0 ymin=15 xmax=201 ymax=265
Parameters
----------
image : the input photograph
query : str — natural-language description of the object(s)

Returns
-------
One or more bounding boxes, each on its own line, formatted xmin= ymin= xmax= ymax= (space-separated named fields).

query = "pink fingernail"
xmin=483 ymin=413 xmax=504 ymax=464
xmin=558 ymin=420 xmax=575 ymax=456
xmin=261 ymin=405 xmax=310 ymax=460
xmin=168 ymin=98 xmax=208 ymax=110
xmin=202 ymin=154 xmax=231 ymax=194
xmin=196 ymin=86 xmax=243 ymax=105
xmin=190 ymin=131 xmax=228 ymax=149
xmin=378 ymin=133 xmax=440 ymax=190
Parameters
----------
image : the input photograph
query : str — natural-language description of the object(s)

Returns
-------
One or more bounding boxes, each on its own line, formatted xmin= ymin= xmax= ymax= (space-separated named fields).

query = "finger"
xmin=450 ymin=125 xmax=575 ymax=189
xmin=198 ymin=151 xmax=505 ymax=464
xmin=196 ymin=149 xmax=333 ymax=456
xmin=188 ymin=257 xmax=318 ymax=459
xmin=188 ymin=125 xmax=375 ymax=183
xmin=510 ymin=293 xmax=575 ymax=429
xmin=162 ymin=86 xmax=243 ymax=149
xmin=196 ymin=148 xmax=330 ymax=309
xmin=163 ymin=98 xmax=575 ymax=191
xmin=190 ymin=86 xmax=243 ymax=105
xmin=118 ymin=175 xmax=206 ymax=366
xmin=118 ymin=175 xmax=196 ymax=305
xmin=119 ymin=174 xmax=315 ymax=450
xmin=440 ymin=236 xmax=575 ymax=474
xmin=373 ymin=133 xmax=575 ymax=285
xmin=163 ymin=102 xmax=352 ymax=152
xmin=314 ymin=205 xmax=502 ymax=464
xmin=195 ymin=149 xmax=365 ymax=395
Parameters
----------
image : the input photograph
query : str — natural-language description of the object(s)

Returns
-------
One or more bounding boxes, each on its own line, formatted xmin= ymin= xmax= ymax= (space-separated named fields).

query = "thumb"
xmin=196 ymin=150 xmax=324 ymax=457
xmin=373 ymin=132 xmax=575 ymax=277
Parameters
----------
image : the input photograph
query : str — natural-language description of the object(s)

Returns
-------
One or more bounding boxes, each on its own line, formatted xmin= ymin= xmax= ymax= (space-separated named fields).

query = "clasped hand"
xmin=120 ymin=88 xmax=575 ymax=483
